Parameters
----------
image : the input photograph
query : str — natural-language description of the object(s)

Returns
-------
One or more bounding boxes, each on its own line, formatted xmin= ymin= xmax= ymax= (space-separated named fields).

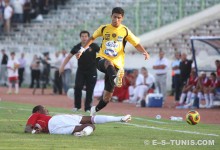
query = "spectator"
xmin=178 ymin=70 xmax=198 ymax=106
xmin=153 ymin=50 xmax=169 ymax=101
xmin=0 ymin=49 xmax=8 ymax=86
xmin=18 ymin=52 xmax=26 ymax=87
xmin=41 ymin=52 xmax=51 ymax=90
xmin=208 ymin=72 xmax=220 ymax=108
xmin=171 ymin=52 xmax=181 ymax=102
xmin=51 ymin=51 xmax=62 ymax=95
xmin=198 ymin=72 xmax=212 ymax=108
xmin=34 ymin=0 xmax=49 ymax=21
xmin=179 ymin=53 xmax=193 ymax=87
xmin=29 ymin=54 xmax=40 ymax=88
xmin=0 ymin=0 xmax=5 ymax=34
xmin=4 ymin=0 xmax=13 ymax=34
xmin=170 ymin=70 xmax=175 ymax=96
xmin=7 ymin=52 xmax=20 ymax=94
xmin=215 ymin=60 xmax=220 ymax=79
xmin=11 ymin=0 xmax=25 ymax=23
xmin=191 ymin=72 xmax=211 ymax=108
xmin=128 ymin=69 xmax=139 ymax=100
xmin=23 ymin=0 xmax=31 ymax=23
xmin=60 ymin=49 xmax=73 ymax=94
xmin=130 ymin=67 xmax=155 ymax=106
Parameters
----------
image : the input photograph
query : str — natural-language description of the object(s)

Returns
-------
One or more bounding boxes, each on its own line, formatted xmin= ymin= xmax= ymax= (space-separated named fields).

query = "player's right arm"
xmin=75 ymin=37 xmax=95 ymax=59
xmin=75 ymin=25 xmax=104 ymax=59
xmin=24 ymin=113 xmax=40 ymax=134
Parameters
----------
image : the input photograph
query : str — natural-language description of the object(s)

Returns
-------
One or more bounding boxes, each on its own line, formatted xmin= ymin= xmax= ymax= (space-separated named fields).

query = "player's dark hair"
xmin=80 ymin=31 xmax=90 ymax=37
xmin=210 ymin=72 xmax=216 ymax=77
xmin=32 ymin=105 xmax=43 ymax=113
xmin=112 ymin=7 xmax=124 ymax=16
xmin=10 ymin=52 xmax=15 ymax=55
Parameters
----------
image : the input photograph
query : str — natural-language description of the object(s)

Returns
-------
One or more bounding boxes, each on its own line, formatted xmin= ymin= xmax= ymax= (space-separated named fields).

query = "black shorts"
xmin=96 ymin=57 xmax=118 ymax=93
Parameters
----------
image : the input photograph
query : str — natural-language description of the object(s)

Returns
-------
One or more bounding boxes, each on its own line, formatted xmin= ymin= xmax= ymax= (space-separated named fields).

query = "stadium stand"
xmin=0 ymin=0 xmax=220 ymax=53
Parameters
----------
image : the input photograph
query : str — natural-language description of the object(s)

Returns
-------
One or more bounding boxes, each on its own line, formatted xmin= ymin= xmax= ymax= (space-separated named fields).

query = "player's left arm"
xmin=135 ymin=44 xmax=150 ymax=60
xmin=126 ymin=28 xmax=150 ymax=60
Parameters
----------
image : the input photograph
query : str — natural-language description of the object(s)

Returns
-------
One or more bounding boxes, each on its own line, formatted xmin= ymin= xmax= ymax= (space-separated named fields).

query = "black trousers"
xmin=74 ymin=68 xmax=97 ymax=111
xmin=96 ymin=57 xmax=118 ymax=92
xmin=23 ymin=9 xmax=31 ymax=23
xmin=30 ymin=69 xmax=40 ymax=88
xmin=53 ymin=70 xmax=62 ymax=94
xmin=174 ymin=74 xmax=181 ymax=101
xmin=18 ymin=68 xmax=25 ymax=87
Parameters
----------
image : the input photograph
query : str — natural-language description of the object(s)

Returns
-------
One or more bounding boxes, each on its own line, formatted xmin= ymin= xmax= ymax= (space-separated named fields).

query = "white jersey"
xmin=7 ymin=59 xmax=20 ymax=77
xmin=4 ymin=5 xmax=13 ymax=20
xmin=12 ymin=0 xmax=25 ymax=14
xmin=135 ymin=73 xmax=155 ymax=87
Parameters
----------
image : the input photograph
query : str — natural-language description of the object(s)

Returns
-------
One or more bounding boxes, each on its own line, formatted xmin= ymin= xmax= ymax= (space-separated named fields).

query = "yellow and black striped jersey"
xmin=92 ymin=24 xmax=140 ymax=69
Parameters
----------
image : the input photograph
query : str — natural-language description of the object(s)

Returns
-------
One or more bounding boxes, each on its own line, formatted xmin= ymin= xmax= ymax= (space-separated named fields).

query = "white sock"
xmin=15 ymin=83 xmax=19 ymax=93
xmin=209 ymin=93 xmax=214 ymax=107
xmin=185 ymin=93 xmax=195 ymax=107
xmin=92 ymin=115 xmax=122 ymax=124
xmin=197 ymin=92 xmax=203 ymax=101
xmin=197 ymin=92 xmax=204 ymax=106
xmin=191 ymin=93 xmax=195 ymax=100
xmin=83 ymin=126 xmax=94 ymax=136
xmin=204 ymin=94 xmax=209 ymax=107
xmin=8 ymin=82 xmax=12 ymax=92
xmin=185 ymin=91 xmax=192 ymax=104
xmin=179 ymin=93 xmax=186 ymax=104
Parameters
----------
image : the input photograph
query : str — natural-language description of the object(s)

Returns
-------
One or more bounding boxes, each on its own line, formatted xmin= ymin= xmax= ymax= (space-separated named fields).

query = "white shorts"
xmin=48 ymin=114 xmax=82 ymax=135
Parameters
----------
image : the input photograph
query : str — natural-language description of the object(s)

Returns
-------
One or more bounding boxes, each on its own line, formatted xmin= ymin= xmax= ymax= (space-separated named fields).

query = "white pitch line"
xmin=121 ymin=122 xmax=219 ymax=137
xmin=1 ymin=106 xmax=220 ymax=137
xmin=134 ymin=117 xmax=169 ymax=124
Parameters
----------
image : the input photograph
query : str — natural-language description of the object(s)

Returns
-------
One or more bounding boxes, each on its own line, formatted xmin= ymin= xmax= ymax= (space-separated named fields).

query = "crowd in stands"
xmin=0 ymin=0 xmax=67 ymax=35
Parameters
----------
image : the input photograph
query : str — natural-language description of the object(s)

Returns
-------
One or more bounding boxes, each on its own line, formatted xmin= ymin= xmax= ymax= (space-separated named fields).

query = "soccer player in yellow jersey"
xmin=76 ymin=7 xmax=150 ymax=116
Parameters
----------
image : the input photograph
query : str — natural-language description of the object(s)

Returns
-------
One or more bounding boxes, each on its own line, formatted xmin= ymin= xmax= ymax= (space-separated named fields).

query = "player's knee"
xmin=82 ymin=124 xmax=95 ymax=136
xmin=104 ymin=60 xmax=113 ymax=68
xmin=88 ymin=124 xmax=95 ymax=131
xmin=103 ymin=94 xmax=111 ymax=102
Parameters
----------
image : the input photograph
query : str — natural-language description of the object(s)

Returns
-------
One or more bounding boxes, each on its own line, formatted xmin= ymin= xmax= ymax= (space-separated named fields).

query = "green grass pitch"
xmin=0 ymin=101 xmax=219 ymax=150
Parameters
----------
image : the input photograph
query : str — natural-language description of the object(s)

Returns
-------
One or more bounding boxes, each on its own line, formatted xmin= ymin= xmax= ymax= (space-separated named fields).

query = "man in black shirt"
xmin=1 ymin=49 xmax=8 ymax=86
xmin=59 ymin=31 xmax=99 ymax=112
xmin=179 ymin=53 xmax=193 ymax=87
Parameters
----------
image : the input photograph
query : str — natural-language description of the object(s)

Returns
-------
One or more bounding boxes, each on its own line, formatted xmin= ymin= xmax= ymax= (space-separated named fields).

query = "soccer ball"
xmin=186 ymin=110 xmax=200 ymax=125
